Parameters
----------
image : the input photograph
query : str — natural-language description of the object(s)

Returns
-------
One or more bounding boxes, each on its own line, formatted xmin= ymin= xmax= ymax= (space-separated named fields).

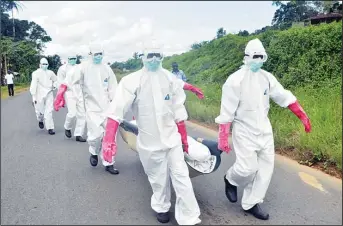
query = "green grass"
xmin=1 ymin=83 xmax=30 ymax=99
xmin=185 ymin=83 xmax=342 ymax=170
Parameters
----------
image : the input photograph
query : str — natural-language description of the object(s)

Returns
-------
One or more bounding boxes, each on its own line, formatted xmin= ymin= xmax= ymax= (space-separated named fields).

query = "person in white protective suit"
xmin=56 ymin=54 xmax=87 ymax=142
xmin=54 ymin=43 xmax=119 ymax=175
xmin=30 ymin=58 xmax=58 ymax=135
xmin=101 ymin=41 xmax=201 ymax=225
xmin=215 ymin=38 xmax=312 ymax=220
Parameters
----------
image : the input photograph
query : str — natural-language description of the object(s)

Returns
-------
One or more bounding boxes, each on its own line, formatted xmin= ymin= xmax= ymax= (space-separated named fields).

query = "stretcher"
xmin=119 ymin=120 xmax=223 ymax=178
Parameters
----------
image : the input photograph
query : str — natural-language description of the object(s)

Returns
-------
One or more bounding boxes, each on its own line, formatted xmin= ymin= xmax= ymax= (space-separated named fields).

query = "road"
xmin=1 ymin=92 xmax=342 ymax=225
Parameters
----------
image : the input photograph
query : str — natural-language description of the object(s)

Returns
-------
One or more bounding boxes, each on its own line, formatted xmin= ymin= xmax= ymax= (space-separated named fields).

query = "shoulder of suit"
xmin=224 ymin=68 xmax=246 ymax=87
xmin=260 ymin=69 xmax=275 ymax=81
xmin=32 ymin=69 xmax=40 ymax=75
xmin=161 ymin=68 xmax=175 ymax=79
xmin=122 ymin=70 xmax=142 ymax=82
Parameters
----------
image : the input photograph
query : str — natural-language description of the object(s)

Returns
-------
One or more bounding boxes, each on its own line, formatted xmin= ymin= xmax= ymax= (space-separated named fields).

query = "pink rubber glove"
xmin=218 ymin=122 xmax=232 ymax=153
xmin=102 ymin=118 xmax=119 ymax=163
xmin=176 ymin=121 xmax=189 ymax=153
xmin=183 ymin=82 xmax=204 ymax=99
xmin=54 ymin=84 xmax=67 ymax=111
xmin=288 ymin=101 xmax=312 ymax=133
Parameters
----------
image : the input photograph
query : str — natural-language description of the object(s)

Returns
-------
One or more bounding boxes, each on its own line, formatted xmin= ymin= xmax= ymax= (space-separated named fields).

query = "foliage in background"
xmin=163 ymin=22 xmax=342 ymax=88
xmin=1 ymin=1 xmax=60 ymax=86
xmin=110 ymin=52 xmax=143 ymax=72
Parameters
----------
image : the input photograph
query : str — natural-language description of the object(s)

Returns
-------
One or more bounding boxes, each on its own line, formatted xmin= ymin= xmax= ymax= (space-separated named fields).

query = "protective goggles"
xmin=68 ymin=57 xmax=77 ymax=61
xmin=93 ymin=52 xmax=103 ymax=57
xmin=41 ymin=63 xmax=48 ymax=66
xmin=145 ymin=52 xmax=163 ymax=61
xmin=245 ymin=53 xmax=268 ymax=62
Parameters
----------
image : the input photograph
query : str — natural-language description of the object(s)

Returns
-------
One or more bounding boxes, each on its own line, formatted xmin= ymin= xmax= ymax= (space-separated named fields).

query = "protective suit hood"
xmin=141 ymin=39 xmax=164 ymax=72
xmin=243 ymin=38 xmax=268 ymax=66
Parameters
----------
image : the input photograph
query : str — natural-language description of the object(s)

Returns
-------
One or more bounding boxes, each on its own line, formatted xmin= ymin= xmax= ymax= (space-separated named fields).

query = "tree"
xmin=272 ymin=1 xmax=320 ymax=29
xmin=238 ymin=30 xmax=249 ymax=36
xmin=216 ymin=27 xmax=227 ymax=39
xmin=0 ymin=37 xmax=40 ymax=85
xmin=1 ymin=0 xmax=24 ymax=39
xmin=46 ymin=55 xmax=62 ymax=74
xmin=26 ymin=21 xmax=52 ymax=51
xmin=191 ymin=42 xmax=202 ymax=50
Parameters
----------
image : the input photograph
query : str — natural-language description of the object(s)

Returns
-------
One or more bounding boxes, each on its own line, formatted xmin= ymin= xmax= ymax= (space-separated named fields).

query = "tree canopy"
xmin=0 ymin=0 xmax=59 ymax=85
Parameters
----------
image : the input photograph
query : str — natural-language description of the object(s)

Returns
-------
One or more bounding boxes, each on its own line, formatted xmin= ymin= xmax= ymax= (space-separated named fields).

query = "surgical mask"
xmin=68 ymin=58 xmax=77 ymax=65
xmin=41 ymin=64 xmax=48 ymax=71
xmin=93 ymin=55 xmax=103 ymax=64
xmin=249 ymin=62 xmax=263 ymax=72
xmin=144 ymin=59 xmax=161 ymax=72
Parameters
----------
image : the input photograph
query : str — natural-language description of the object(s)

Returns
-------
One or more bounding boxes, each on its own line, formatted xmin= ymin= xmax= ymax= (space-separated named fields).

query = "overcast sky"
xmin=14 ymin=1 xmax=277 ymax=63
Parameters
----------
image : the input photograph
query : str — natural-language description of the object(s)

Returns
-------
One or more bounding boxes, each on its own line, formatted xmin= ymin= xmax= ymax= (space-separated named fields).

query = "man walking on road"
xmin=5 ymin=71 xmax=14 ymax=96
xmin=216 ymin=38 xmax=312 ymax=220
xmin=56 ymin=54 xmax=87 ymax=142
xmin=101 ymin=40 xmax=201 ymax=225
xmin=54 ymin=43 xmax=120 ymax=175
xmin=30 ymin=58 xmax=58 ymax=135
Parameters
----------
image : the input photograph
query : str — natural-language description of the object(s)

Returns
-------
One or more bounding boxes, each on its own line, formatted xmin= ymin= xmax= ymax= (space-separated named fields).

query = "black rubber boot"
xmin=244 ymin=204 xmax=269 ymax=220
xmin=156 ymin=212 xmax=170 ymax=224
xmin=224 ymin=175 xmax=237 ymax=203
xmin=76 ymin=136 xmax=87 ymax=142
xmin=38 ymin=121 xmax=44 ymax=129
xmin=65 ymin=129 xmax=72 ymax=138
xmin=48 ymin=129 xmax=55 ymax=135
xmin=90 ymin=155 xmax=98 ymax=167
xmin=105 ymin=165 xmax=119 ymax=175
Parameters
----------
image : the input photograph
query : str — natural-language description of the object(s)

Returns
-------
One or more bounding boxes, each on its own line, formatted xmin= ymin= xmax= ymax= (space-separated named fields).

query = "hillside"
xmin=162 ymin=22 xmax=342 ymax=173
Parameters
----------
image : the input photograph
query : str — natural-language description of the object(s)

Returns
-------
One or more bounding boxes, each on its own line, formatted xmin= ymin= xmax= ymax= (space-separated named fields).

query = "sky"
xmin=13 ymin=1 xmax=278 ymax=63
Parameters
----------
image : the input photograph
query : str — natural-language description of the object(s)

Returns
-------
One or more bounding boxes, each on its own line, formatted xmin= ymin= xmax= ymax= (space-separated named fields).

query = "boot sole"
xmin=157 ymin=218 xmax=169 ymax=224
xmin=106 ymin=168 xmax=119 ymax=175
xmin=244 ymin=210 xmax=270 ymax=220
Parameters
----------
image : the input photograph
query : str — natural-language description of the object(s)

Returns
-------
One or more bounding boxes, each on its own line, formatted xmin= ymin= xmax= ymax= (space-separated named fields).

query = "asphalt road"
xmin=1 ymin=92 xmax=342 ymax=225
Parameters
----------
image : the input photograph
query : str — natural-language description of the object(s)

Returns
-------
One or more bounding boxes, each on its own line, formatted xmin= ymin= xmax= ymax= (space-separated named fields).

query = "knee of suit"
xmin=234 ymin=163 xmax=259 ymax=178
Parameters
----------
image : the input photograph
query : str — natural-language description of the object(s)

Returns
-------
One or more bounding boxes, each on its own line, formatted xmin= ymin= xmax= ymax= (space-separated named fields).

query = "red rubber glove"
xmin=183 ymin=82 xmax=204 ymax=99
xmin=218 ymin=122 xmax=232 ymax=153
xmin=102 ymin=118 xmax=119 ymax=163
xmin=54 ymin=84 xmax=67 ymax=111
xmin=176 ymin=121 xmax=189 ymax=153
xmin=288 ymin=100 xmax=312 ymax=133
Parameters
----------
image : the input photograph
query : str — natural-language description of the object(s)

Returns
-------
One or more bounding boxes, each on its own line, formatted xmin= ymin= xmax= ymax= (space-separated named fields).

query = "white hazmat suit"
xmin=30 ymin=58 xmax=58 ymax=133
xmin=106 ymin=44 xmax=201 ymax=225
xmin=57 ymin=56 xmax=86 ymax=139
xmin=215 ymin=39 xmax=297 ymax=214
xmin=54 ymin=44 xmax=119 ymax=174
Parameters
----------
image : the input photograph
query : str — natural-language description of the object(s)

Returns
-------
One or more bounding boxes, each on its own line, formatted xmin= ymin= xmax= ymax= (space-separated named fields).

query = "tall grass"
xmin=185 ymin=82 xmax=342 ymax=169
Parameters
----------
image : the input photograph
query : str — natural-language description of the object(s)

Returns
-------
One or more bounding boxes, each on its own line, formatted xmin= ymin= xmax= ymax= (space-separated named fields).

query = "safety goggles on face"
xmin=93 ymin=52 xmax=103 ymax=57
xmin=245 ymin=53 xmax=268 ymax=62
xmin=146 ymin=52 xmax=163 ymax=61
xmin=41 ymin=63 xmax=48 ymax=66
xmin=68 ymin=57 xmax=77 ymax=61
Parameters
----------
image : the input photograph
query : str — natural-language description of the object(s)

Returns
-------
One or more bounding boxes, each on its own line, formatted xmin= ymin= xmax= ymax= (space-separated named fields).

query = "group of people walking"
xmin=29 ymin=38 xmax=312 ymax=225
